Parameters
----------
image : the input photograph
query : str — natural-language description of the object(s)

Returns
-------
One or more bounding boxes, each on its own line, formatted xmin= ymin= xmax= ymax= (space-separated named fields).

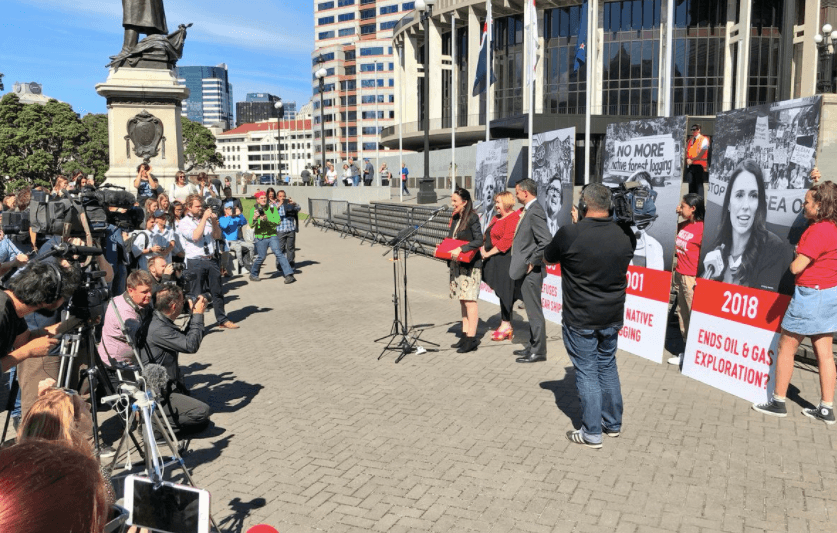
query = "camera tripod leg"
xmin=1 ymin=372 xmax=20 ymax=444
xmin=150 ymin=410 xmax=221 ymax=533
xmin=108 ymin=406 xmax=138 ymax=473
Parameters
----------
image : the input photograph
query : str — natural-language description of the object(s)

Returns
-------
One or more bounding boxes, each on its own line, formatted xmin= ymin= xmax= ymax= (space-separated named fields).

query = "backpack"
xmin=124 ymin=231 xmax=149 ymax=272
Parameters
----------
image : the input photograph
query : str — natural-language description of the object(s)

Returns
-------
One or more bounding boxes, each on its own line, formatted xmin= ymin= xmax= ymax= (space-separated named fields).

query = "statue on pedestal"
xmin=108 ymin=0 xmax=191 ymax=70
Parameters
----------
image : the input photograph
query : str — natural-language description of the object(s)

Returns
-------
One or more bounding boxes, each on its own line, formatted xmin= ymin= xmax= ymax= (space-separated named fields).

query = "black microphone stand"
xmin=375 ymin=207 xmax=446 ymax=362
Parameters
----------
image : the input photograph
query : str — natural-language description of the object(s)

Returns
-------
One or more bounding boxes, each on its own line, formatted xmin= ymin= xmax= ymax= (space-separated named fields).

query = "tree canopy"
xmin=0 ymin=93 xmax=109 ymax=194
xmin=181 ymin=117 xmax=224 ymax=173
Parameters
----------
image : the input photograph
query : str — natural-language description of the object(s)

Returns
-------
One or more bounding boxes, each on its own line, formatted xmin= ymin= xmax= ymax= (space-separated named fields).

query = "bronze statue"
xmin=108 ymin=0 xmax=191 ymax=70
xmin=120 ymin=0 xmax=169 ymax=55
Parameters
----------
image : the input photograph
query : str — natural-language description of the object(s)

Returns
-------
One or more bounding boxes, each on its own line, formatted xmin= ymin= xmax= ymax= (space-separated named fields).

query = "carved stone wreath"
xmin=125 ymin=110 xmax=165 ymax=162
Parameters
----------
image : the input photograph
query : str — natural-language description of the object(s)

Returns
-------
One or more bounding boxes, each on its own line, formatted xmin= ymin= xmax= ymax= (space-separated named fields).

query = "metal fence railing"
xmin=309 ymin=200 xmax=452 ymax=258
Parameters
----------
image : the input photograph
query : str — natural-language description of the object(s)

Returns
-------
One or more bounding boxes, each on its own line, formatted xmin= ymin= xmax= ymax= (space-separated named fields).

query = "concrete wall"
xmin=237 ymin=185 xmax=391 ymax=211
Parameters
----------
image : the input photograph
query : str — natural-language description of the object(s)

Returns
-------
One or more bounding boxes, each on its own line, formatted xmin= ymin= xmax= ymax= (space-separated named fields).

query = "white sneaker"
xmin=667 ymin=354 xmax=682 ymax=366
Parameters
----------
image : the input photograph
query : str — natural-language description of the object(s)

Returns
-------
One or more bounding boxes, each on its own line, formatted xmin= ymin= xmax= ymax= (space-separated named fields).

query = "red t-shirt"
xmin=795 ymin=220 xmax=837 ymax=289
xmin=675 ymin=220 xmax=703 ymax=276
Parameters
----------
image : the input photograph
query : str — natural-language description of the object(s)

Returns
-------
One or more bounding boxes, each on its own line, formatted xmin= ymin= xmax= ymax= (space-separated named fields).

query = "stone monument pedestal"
xmin=95 ymin=68 xmax=189 ymax=194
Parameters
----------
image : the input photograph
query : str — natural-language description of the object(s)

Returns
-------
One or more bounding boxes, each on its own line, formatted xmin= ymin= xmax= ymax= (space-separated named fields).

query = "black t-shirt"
xmin=0 ymin=291 xmax=28 ymax=357
xmin=543 ymin=217 xmax=637 ymax=329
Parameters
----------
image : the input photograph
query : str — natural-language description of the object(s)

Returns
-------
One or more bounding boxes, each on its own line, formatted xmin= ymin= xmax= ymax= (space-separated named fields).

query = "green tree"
xmin=181 ymin=117 xmax=224 ymax=172
xmin=0 ymin=94 xmax=110 ymax=193
xmin=77 ymin=113 xmax=109 ymax=184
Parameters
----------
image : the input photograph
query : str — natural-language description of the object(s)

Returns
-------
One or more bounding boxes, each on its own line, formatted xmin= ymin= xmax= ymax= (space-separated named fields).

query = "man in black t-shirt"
xmin=544 ymin=183 xmax=636 ymax=449
xmin=1 ymin=262 xmax=80 ymax=373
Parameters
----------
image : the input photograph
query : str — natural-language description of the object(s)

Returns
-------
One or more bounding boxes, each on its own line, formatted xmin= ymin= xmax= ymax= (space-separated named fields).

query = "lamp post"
xmin=815 ymin=24 xmax=837 ymax=94
xmin=274 ymin=98 xmax=283 ymax=184
xmin=374 ymin=58 xmax=380 ymax=187
xmin=315 ymin=55 xmax=329 ymax=180
xmin=416 ymin=0 xmax=437 ymax=204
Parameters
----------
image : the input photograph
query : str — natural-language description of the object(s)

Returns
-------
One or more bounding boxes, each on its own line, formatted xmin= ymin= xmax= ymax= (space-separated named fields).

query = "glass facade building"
xmin=384 ymin=0 xmax=822 ymax=158
xmin=175 ymin=65 xmax=234 ymax=130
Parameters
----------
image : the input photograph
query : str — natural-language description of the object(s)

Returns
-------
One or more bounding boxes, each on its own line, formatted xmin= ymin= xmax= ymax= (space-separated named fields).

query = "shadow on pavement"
xmin=183 ymin=364 xmax=264 ymax=415
xmin=225 ymin=306 xmax=274 ymax=324
xmin=540 ymin=371 xmax=583 ymax=428
xmin=216 ymin=496 xmax=268 ymax=533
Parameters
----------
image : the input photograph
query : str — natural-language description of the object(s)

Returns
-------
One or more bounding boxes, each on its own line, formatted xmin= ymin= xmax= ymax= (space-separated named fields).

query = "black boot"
xmin=451 ymin=335 xmax=465 ymax=348
xmin=457 ymin=336 xmax=479 ymax=353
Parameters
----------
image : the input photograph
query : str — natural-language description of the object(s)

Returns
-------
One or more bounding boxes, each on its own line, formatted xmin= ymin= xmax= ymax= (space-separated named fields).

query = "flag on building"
xmin=472 ymin=2 xmax=496 ymax=96
xmin=525 ymin=0 xmax=539 ymax=87
xmin=574 ymin=0 xmax=588 ymax=72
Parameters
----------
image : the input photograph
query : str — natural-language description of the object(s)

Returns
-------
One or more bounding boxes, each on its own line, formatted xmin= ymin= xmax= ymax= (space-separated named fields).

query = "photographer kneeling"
xmin=143 ymin=284 xmax=211 ymax=434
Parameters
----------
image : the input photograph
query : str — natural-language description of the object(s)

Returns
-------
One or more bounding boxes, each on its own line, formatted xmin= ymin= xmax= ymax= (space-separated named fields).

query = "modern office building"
xmin=215 ymin=118 xmax=314 ymax=178
xmin=176 ymin=64 xmax=234 ymax=130
xmin=311 ymin=0 xmax=417 ymax=168
xmin=383 ymin=0 xmax=831 ymax=181
xmin=236 ymin=93 xmax=298 ymax=127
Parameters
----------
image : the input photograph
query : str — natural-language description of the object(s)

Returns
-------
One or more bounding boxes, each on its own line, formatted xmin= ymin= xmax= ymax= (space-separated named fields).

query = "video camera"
xmin=205 ymin=197 xmax=223 ymax=217
xmin=1 ymin=211 xmax=30 ymax=235
xmin=609 ymin=180 xmax=658 ymax=230
xmin=30 ymin=186 xmax=144 ymax=237
xmin=162 ymin=265 xmax=213 ymax=309
xmin=45 ymin=243 xmax=111 ymax=321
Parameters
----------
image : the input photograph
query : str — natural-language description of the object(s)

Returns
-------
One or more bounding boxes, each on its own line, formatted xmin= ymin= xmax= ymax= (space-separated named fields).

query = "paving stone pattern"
xmin=123 ymin=224 xmax=837 ymax=531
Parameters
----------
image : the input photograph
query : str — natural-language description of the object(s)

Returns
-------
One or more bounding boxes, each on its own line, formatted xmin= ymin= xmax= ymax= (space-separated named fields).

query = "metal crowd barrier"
xmin=309 ymin=200 xmax=452 ymax=259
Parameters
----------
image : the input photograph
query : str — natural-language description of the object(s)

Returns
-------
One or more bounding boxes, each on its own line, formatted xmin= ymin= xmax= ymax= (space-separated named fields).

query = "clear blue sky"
xmin=0 ymin=0 xmax=315 ymax=118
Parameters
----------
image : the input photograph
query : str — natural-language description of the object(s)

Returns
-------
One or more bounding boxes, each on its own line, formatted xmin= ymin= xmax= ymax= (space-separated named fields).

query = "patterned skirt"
xmin=450 ymin=261 xmax=482 ymax=301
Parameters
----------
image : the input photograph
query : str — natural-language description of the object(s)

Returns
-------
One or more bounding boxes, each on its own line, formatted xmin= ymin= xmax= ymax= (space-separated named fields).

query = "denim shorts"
xmin=781 ymin=285 xmax=837 ymax=336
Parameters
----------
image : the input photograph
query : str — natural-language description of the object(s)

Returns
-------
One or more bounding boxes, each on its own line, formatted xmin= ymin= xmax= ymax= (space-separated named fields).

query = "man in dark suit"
xmin=509 ymin=178 xmax=552 ymax=363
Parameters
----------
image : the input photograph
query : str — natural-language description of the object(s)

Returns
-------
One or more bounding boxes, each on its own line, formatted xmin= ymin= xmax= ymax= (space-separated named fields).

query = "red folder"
xmin=434 ymin=238 xmax=477 ymax=262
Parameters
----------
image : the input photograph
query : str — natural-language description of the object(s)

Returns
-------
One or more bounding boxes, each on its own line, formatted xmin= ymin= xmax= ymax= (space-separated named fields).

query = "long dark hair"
xmin=713 ymin=160 xmax=768 ymax=284
xmin=682 ymin=193 xmax=705 ymax=222
xmin=451 ymin=187 xmax=476 ymax=235
xmin=266 ymin=187 xmax=277 ymax=201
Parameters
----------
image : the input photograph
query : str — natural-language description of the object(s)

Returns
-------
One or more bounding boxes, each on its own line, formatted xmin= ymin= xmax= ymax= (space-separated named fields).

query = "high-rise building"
xmin=176 ymin=64 xmax=234 ymax=130
xmin=235 ymin=93 xmax=297 ymax=127
xmin=311 ymin=0 xmax=415 ymax=170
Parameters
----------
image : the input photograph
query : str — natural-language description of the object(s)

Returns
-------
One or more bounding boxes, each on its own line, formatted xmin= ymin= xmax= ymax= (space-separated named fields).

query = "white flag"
xmin=525 ymin=0 xmax=539 ymax=87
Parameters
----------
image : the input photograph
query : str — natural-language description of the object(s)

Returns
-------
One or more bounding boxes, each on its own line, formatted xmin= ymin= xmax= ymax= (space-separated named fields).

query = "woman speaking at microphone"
xmin=447 ymin=188 xmax=483 ymax=353
xmin=480 ymin=191 xmax=521 ymax=342
xmin=701 ymin=160 xmax=793 ymax=294
xmin=753 ymin=181 xmax=837 ymax=424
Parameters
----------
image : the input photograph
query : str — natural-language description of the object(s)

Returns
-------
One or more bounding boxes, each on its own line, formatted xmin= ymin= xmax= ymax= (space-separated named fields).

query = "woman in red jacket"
xmin=480 ymin=191 xmax=522 ymax=342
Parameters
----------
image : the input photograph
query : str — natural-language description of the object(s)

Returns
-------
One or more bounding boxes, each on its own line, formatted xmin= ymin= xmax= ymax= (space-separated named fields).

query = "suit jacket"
xmin=509 ymin=200 xmax=552 ymax=281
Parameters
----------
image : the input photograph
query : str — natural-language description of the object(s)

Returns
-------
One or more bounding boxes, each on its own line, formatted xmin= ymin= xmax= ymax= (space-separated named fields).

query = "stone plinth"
xmin=95 ymin=68 xmax=189 ymax=193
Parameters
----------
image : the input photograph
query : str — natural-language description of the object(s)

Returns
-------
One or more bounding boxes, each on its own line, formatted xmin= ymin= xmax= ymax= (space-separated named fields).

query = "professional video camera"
xmin=205 ymin=196 xmax=223 ymax=216
xmin=30 ymin=185 xmax=144 ymax=237
xmin=609 ymin=179 xmax=658 ymax=230
xmin=162 ymin=265 xmax=213 ymax=308
xmin=43 ymin=242 xmax=111 ymax=321
xmin=0 ymin=211 xmax=30 ymax=235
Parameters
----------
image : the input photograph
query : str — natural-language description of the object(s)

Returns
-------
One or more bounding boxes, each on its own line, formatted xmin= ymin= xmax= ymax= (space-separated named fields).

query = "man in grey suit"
xmin=509 ymin=178 xmax=552 ymax=363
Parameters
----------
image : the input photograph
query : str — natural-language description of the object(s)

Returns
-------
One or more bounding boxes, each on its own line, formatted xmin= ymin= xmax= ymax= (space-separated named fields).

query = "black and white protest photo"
xmin=473 ymin=139 xmax=510 ymax=231
xmin=699 ymin=96 xmax=822 ymax=295
xmin=531 ymin=127 xmax=575 ymax=236
xmin=601 ymin=116 xmax=687 ymax=271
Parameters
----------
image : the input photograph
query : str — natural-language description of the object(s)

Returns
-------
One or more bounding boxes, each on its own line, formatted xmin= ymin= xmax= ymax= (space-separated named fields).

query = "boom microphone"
xmin=53 ymin=243 xmax=104 ymax=256
xmin=142 ymin=364 xmax=170 ymax=399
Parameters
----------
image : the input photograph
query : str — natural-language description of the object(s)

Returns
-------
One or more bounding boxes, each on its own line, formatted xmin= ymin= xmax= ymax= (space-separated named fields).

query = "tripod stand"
xmin=376 ymin=207 xmax=446 ymax=362
xmin=105 ymin=383 xmax=220 ymax=533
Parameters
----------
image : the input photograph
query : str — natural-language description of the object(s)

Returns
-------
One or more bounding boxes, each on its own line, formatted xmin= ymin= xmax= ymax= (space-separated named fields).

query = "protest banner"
xmin=532 ymin=127 xmax=575 ymax=236
xmin=474 ymin=139 xmax=509 ymax=232
xmin=682 ymin=279 xmax=789 ymax=403
xmin=618 ymin=266 xmax=673 ymax=363
xmin=541 ymin=265 xmax=563 ymax=325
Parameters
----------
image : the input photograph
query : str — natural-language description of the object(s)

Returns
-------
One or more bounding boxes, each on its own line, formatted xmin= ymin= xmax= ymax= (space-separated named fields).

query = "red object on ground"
xmin=246 ymin=526 xmax=279 ymax=533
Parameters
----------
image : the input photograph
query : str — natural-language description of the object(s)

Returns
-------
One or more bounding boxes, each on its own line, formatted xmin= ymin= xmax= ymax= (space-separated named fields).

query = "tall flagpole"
xmin=451 ymin=13 xmax=457 ymax=194
xmin=398 ymin=41 xmax=404 ymax=202
xmin=583 ymin=0 xmax=592 ymax=185
xmin=485 ymin=0 xmax=492 ymax=143
xmin=526 ymin=0 xmax=535 ymax=181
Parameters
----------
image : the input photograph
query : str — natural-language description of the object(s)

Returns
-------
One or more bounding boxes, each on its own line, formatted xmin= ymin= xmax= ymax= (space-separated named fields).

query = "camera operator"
xmin=0 ymin=218 xmax=28 ymax=277
xmin=250 ymin=191 xmax=295 ymax=284
xmin=1 ymin=261 xmax=80 ymax=373
xmin=134 ymin=163 xmax=158 ymax=205
xmin=16 ymin=236 xmax=113 ymax=419
xmin=275 ymin=190 xmax=300 ymax=268
xmin=144 ymin=284 xmax=211 ymax=433
xmin=219 ymin=204 xmax=252 ymax=276
xmin=97 ymin=270 xmax=154 ymax=371
xmin=178 ymin=194 xmax=238 ymax=329
xmin=147 ymin=254 xmax=178 ymax=294
xmin=543 ymin=184 xmax=636 ymax=449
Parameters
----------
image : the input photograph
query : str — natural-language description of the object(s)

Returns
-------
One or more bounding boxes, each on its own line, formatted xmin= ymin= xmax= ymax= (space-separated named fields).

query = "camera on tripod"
xmin=30 ymin=186 xmax=144 ymax=237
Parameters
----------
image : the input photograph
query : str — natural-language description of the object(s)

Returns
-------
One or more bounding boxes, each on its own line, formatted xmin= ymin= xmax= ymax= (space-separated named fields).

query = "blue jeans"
xmin=7 ymin=367 xmax=21 ymax=419
xmin=352 ymin=175 xmax=360 ymax=187
xmin=562 ymin=324 xmax=624 ymax=445
xmin=251 ymin=235 xmax=293 ymax=278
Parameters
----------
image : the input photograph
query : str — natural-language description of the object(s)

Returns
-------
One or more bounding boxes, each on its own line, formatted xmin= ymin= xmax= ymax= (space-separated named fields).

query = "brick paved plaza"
xmin=130 ymin=224 xmax=836 ymax=532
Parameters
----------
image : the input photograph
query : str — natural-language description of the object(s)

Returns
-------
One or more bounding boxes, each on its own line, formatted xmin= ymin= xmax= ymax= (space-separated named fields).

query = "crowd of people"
xmin=0 ymin=164 xmax=310 ymax=530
